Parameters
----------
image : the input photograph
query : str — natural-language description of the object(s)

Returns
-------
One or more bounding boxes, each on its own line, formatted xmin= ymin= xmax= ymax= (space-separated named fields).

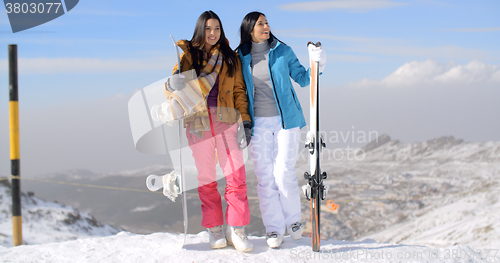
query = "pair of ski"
xmin=303 ymin=41 xmax=328 ymax=252
xmin=146 ymin=38 xmax=327 ymax=251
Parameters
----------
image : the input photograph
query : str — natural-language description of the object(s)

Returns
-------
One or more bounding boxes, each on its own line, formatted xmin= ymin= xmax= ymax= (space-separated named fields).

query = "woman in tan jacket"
xmin=165 ymin=10 xmax=252 ymax=252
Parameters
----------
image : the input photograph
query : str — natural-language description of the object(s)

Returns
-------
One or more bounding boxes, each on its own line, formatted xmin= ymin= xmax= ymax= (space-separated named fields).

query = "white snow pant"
xmin=250 ymin=116 xmax=301 ymax=235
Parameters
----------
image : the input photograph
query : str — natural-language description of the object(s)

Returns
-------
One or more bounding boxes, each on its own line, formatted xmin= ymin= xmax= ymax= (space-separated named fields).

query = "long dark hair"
xmin=236 ymin=11 xmax=284 ymax=52
xmin=189 ymin=10 xmax=237 ymax=77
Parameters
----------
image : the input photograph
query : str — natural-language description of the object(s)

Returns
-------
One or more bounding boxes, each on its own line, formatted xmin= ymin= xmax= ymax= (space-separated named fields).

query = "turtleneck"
xmin=251 ymin=40 xmax=270 ymax=53
xmin=251 ymin=41 xmax=279 ymax=117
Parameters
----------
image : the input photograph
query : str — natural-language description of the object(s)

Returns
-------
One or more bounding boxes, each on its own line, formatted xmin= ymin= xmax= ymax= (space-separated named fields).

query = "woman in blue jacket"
xmin=237 ymin=11 xmax=326 ymax=248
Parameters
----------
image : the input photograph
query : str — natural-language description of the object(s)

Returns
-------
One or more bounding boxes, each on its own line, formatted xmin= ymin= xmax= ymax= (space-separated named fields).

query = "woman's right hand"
xmin=167 ymin=73 xmax=186 ymax=91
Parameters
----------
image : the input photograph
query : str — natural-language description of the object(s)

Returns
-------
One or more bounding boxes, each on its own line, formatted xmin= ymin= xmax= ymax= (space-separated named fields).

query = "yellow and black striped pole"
xmin=9 ymin=44 xmax=22 ymax=246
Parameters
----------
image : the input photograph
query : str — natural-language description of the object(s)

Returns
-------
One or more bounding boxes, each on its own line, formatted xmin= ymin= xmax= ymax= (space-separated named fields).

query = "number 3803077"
xmin=5 ymin=3 xmax=62 ymax=14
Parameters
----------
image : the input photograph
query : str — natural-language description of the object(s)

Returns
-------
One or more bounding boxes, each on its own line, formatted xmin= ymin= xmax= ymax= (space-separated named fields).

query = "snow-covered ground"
xmin=1 ymin=231 xmax=499 ymax=263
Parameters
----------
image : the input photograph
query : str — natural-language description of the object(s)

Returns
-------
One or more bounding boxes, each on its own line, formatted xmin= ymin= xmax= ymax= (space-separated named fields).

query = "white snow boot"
xmin=287 ymin=222 xmax=303 ymax=240
xmin=266 ymin=231 xmax=284 ymax=248
xmin=225 ymin=225 xmax=253 ymax=252
xmin=208 ymin=225 xmax=227 ymax=249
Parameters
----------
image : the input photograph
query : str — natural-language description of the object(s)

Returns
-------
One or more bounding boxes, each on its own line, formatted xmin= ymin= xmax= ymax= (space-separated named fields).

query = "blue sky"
xmin=0 ymin=0 xmax=499 ymax=176
xmin=0 ymin=0 xmax=498 ymax=106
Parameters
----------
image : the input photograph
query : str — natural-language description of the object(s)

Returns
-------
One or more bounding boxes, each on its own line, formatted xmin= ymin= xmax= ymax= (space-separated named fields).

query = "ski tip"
xmin=307 ymin=41 xmax=322 ymax=47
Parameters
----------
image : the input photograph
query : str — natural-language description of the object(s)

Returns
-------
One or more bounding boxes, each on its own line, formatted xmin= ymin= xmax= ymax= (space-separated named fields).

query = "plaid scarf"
xmin=166 ymin=45 xmax=223 ymax=138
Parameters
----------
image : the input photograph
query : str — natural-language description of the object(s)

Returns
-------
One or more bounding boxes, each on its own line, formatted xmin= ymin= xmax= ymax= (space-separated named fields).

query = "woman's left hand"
xmin=237 ymin=121 xmax=252 ymax=150
xmin=308 ymin=44 xmax=327 ymax=73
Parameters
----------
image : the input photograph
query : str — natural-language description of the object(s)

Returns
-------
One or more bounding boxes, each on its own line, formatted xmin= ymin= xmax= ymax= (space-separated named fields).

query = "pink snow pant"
xmin=186 ymin=108 xmax=250 ymax=228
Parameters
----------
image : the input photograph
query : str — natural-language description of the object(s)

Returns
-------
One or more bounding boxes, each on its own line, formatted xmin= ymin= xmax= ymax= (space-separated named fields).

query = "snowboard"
xmin=127 ymin=35 xmax=194 ymax=246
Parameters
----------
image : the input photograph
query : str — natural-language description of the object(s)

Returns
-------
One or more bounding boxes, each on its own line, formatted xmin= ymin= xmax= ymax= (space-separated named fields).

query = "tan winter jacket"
xmin=164 ymin=40 xmax=250 ymax=125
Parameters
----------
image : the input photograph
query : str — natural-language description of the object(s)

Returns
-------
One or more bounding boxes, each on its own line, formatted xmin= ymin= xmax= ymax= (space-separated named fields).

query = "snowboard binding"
xmin=146 ymin=171 xmax=182 ymax=202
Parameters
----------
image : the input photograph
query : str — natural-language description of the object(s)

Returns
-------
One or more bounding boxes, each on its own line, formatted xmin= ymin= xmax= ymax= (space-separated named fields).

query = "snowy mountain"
xmin=365 ymin=189 xmax=500 ymax=249
xmin=14 ymin=135 xmax=500 ymax=251
xmin=1 ymin=231 xmax=498 ymax=263
xmin=357 ymin=135 xmax=500 ymax=249
xmin=297 ymin=135 xmax=500 ymax=250
xmin=0 ymin=179 xmax=120 ymax=247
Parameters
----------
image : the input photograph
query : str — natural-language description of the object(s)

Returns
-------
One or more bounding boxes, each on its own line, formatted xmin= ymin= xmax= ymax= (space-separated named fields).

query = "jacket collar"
xmin=239 ymin=36 xmax=279 ymax=56
xmin=176 ymin=40 xmax=190 ymax=53
xmin=176 ymin=39 xmax=223 ymax=60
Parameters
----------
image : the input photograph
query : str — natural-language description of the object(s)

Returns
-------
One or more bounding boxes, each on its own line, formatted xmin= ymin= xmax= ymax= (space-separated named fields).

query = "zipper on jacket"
xmin=268 ymin=51 xmax=285 ymax=129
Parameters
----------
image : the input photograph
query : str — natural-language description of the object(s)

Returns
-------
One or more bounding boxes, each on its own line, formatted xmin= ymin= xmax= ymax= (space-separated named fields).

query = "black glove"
xmin=167 ymin=72 xmax=186 ymax=91
xmin=243 ymin=121 xmax=252 ymax=146
xmin=237 ymin=121 xmax=252 ymax=150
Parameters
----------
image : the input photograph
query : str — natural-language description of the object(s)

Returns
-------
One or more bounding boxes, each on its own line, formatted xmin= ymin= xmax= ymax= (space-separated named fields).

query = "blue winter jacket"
xmin=238 ymin=38 xmax=309 ymax=130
